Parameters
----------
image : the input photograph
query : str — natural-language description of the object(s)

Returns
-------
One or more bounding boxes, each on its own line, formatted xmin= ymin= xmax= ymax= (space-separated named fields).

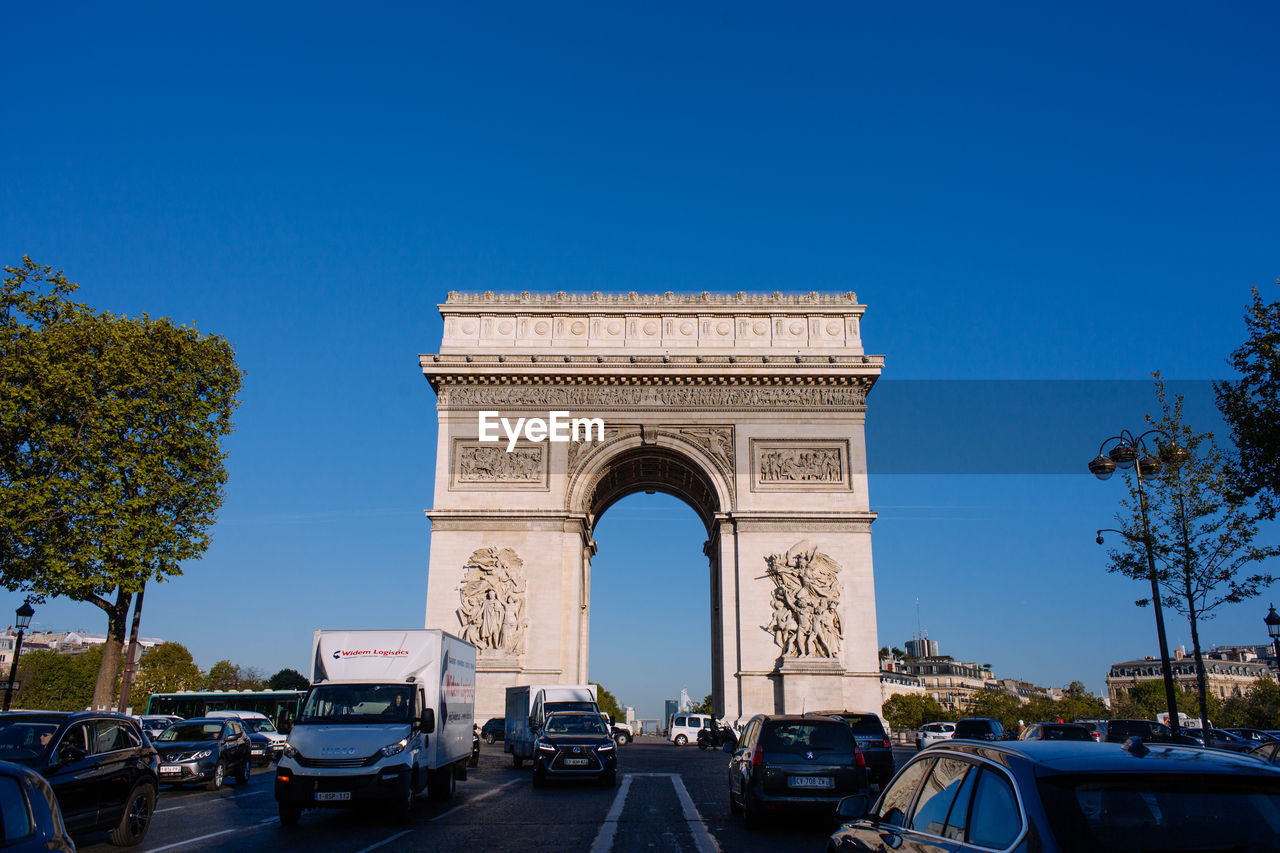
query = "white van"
xmin=668 ymin=713 xmax=711 ymax=745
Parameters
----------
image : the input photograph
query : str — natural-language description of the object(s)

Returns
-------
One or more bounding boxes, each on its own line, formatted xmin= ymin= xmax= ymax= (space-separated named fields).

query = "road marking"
xmin=352 ymin=829 xmax=412 ymax=853
xmin=590 ymin=773 xmax=721 ymax=853
xmin=144 ymin=817 xmax=278 ymax=852
xmin=155 ymin=790 xmax=268 ymax=813
xmin=588 ymin=774 xmax=634 ymax=853
xmin=428 ymin=778 xmax=523 ymax=822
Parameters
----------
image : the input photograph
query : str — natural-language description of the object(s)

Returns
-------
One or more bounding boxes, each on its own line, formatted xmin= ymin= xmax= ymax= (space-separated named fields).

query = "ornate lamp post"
xmin=1090 ymin=428 xmax=1181 ymax=735
xmin=4 ymin=599 xmax=35 ymax=712
xmin=1265 ymin=604 xmax=1280 ymax=677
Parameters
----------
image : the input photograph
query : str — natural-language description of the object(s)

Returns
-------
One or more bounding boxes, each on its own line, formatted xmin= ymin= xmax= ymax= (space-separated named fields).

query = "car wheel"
xmin=206 ymin=761 xmax=224 ymax=792
xmin=615 ymin=733 xmax=630 ymax=746
xmin=600 ymin=768 xmax=616 ymax=787
xmin=674 ymin=734 xmax=688 ymax=745
xmin=238 ymin=758 xmax=251 ymax=784
xmin=742 ymin=792 xmax=762 ymax=831
xmin=485 ymin=733 xmax=495 ymax=744
xmin=108 ymin=782 xmax=155 ymax=846
xmin=278 ymin=803 xmax=302 ymax=828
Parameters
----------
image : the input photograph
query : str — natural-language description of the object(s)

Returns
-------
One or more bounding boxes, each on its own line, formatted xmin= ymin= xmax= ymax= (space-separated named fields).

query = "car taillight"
xmin=882 ymin=737 xmax=891 ymax=748
xmin=855 ymin=747 xmax=866 ymax=768
xmin=751 ymin=745 xmax=764 ymax=767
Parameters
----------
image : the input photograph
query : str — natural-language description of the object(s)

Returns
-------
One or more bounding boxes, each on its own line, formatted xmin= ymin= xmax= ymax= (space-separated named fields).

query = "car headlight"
xmin=282 ymin=744 xmax=300 ymax=759
xmin=191 ymin=750 xmax=212 ymax=760
xmin=536 ymin=742 xmax=556 ymax=753
xmin=380 ymin=738 xmax=408 ymax=757
xmin=597 ymin=743 xmax=615 ymax=752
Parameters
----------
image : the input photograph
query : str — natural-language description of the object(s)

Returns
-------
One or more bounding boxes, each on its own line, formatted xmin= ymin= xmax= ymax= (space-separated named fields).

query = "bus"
xmin=144 ymin=690 xmax=307 ymax=730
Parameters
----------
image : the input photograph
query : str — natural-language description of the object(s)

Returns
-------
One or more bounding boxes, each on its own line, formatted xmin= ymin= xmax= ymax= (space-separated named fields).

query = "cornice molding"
xmin=442 ymin=290 xmax=863 ymax=308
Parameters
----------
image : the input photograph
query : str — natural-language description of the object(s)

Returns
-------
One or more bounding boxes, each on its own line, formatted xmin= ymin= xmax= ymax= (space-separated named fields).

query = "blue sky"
xmin=3 ymin=2 xmax=1278 ymax=720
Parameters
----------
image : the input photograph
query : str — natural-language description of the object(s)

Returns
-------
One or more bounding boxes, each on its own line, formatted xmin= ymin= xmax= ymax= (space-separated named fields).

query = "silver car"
xmin=915 ymin=721 xmax=955 ymax=750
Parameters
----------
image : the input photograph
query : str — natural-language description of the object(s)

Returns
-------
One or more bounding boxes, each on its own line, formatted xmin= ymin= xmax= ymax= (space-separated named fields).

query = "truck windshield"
xmin=545 ymin=701 xmax=597 ymax=713
xmin=299 ymin=684 xmax=413 ymax=724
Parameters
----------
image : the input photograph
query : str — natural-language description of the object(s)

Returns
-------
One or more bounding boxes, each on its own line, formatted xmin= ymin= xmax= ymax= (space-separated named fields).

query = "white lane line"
xmin=352 ymin=828 xmax=411 ymax=853
xmin=588 ymin=773 xmax=634 ymax=853
xmin=144 ymin=816 xmax=278 ymax=852
xmin=668 ymin=774 xmax=722 ymax=853
xmin=428 ymin=778 xmax=523 ymax=822
xmin=156 ymin=791 xmax=268 ymax=813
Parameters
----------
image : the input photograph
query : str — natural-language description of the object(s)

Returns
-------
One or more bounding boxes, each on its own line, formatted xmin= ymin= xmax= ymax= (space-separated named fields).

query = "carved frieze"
xmin=751 ymin=439 xmax=851 ymax=492
xmin=450 ymin=440 xmax=548 ymax=490
xmin=437 ymin=384 xmax=867 ymax=410
xmin=457 ymin=546 xmax=528 ymax=656
xmin=764 ymin=541 xmax=842 ymax=659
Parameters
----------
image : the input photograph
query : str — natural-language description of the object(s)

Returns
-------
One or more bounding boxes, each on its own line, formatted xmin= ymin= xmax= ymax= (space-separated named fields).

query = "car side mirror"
xmin=836 ymin=794 xmax=871 ymax=821
xmin=419 ymin=709 xmax=435 ymax=734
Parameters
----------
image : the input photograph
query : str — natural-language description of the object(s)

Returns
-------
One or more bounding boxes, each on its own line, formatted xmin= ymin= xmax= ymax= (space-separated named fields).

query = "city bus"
xmin=144 ymin=690 xmax=306 ymax=730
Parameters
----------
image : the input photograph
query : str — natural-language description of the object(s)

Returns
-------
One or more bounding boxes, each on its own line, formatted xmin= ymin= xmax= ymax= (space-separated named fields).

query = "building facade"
xmin=1106 ymin=648 xmax=1273 ymax=705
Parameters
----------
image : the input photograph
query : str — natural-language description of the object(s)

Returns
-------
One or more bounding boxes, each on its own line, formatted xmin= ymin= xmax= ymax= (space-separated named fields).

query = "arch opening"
xmin=583 ymin=445 xmax=723 ymax=538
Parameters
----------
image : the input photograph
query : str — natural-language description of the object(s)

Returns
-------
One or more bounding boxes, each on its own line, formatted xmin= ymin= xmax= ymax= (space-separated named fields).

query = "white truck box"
xmin=274 ymin=629 xmax=476 ymax=824
xmin=504 ymin=684 xmax=599 ymax=766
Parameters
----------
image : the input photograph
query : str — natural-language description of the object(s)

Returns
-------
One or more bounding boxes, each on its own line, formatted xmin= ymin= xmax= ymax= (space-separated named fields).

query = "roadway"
xmin=76 ymin=740 xmax=918 ymax=853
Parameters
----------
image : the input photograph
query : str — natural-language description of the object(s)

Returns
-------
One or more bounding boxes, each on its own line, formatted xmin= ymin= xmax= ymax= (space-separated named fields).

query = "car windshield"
xmin=543 ymin=714 xmax=609 ymax=735
xmin=762 ymin=722 xmax=854 ymax=754
xmin=158 ymin=723 xmax=223 ymax=741
xmin=298 ymin=684 xmax=413 ymax=724
xmin=244 ymin=719 xmax=276 ymax=733
xmin=1039 ymin=773 xmax=1280 ymax=852
xmin=1041 ymin=725 xmax=1091 ymax=741
xmin=0 ymin=717 xmax=60 ymax=762
xmin=828 ymin=713 xmax=886 ymax=734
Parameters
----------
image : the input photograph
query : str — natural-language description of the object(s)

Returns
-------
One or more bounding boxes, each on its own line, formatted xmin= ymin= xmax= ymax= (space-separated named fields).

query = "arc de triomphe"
xmin=421 ymin=291 xmax=883 ymax=721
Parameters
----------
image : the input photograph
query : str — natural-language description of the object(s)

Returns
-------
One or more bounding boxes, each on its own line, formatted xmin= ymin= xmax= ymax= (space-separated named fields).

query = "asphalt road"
xmin=74 ymin=741 xmax=918 ymax=853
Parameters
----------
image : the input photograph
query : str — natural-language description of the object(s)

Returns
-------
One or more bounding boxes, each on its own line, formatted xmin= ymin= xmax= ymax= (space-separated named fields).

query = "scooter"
xmin=697 ymin=721 xmax=737 ymax=751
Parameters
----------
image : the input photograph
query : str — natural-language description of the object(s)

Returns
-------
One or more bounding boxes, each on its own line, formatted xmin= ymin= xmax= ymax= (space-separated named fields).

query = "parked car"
xmin=1225 ymin=727 xmax=1279 ymax=745
xmin=153 ymin=717 xmax=252 ymax=790
xmin=0 ymin=759 xmax=76 ymax=852
xmin=669 ymin=713 xmax=711 ymax=746
xmin=1180 ymin=727 xmax=1253 ymax=752
xmin=728 ymin=714 xmax=870 ymax=830
xmin=245 ymin=730 xmax=277 ymax=766
xmin=1017 ymin=722 xmax=1092 ymax=742
xmin=480 ymin=717 xmax=505 ymax=744
xmin=915 ymin=722 xmax=955 ymax=751
xmin=135 ymin=715 xmax=181 ymax=742
xmin=807 ymin=711 xmax=895 ymax=788
xmin=530 ymin=710 xmax=617 ymax=787
xmin=827 ymin=739 xmax=1280 ymax=852
xmin=953 ymin=718 xmax=1009 ymax=741
xmin=0 ymin=710 xmax=159 ymax=846
xmin=1088 ymin=718 xmax=1182 ymax=745
xmin=1074 ymin=718 xmax=1105 ymax=742
xmin=206 ymin=711 xmax=286 ymax=760
xmin=1249 ymin=740 xmax=1280 ymax=766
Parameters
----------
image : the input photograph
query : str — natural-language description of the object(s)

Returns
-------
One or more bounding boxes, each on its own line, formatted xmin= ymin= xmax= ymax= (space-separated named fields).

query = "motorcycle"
xmin=697 ymin=721 xmax=737 ymax=751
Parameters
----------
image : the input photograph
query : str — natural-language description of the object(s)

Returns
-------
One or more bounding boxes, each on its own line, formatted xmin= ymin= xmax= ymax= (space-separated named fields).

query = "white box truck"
xmin=505 ymin=684 xmax=599 ymax=767
xmin=274 ymin=629 xmax=476 ymax=825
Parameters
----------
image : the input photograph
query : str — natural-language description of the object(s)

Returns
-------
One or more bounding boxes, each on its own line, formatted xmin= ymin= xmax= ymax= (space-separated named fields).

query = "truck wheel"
xmin=428 ymin=766 xmax=456 ymax=801
xmin=390 ymin=786 xmax=415 ymax=824
xmin=614 ymin=733 xmax=630 ymax=746
xmin=108 ymin=781 xmax=155 ymax=846
xmin=278 ymin=803 xmax=302 ymax=828
xmin=512 ymin=754 xmax=523 ymax=769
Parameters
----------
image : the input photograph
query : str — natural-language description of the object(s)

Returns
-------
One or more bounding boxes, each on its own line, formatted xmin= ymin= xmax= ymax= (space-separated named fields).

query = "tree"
xmin=0 ymin=258 xmax=242 ymax=709
xmin=1104 ymin=377 xmax=1278 ymax=731
xmin=1057 ymin=682 xmax=1108 ymax=722
xmin=268 ymin=668 xmax=310 ymax=690
xmin=593 ymin=683 xmax=625 ymax=722
xmin=882 ymin=693 xmax=948 ymax=730
xmin=203 ymin=660 xmax=263 ymax=691
xmin=1218 ymin=676 xmax=1280 ymax=729
xmin=1215 ymin=282 xmax=1280 ymax=519
xmin=693 ymin=693 xmax=714 ymax=715
xmin=131 ymin=642 xmax=203 ymax=706
xmin=14 ymin=646 xmax=104 ymax=711
xmin=962 ymin=691 xmax=1022 ymax=731
xmin=1111 ymin=680 xmax=1221 ymax=723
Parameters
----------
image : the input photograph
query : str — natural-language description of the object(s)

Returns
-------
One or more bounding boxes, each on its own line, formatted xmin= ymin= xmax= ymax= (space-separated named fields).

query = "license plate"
xmin=160 ymin=766 xmax=181 ymax=775
xmin=788 ymin=776 xmax=834 ymax=788
xmin=251 ymin=749 xmax=264 ymax=754
xmin=564 ymin=758 xmax=589 ymax=766
xmin=316 ymin=792 xmax=351 ymax=801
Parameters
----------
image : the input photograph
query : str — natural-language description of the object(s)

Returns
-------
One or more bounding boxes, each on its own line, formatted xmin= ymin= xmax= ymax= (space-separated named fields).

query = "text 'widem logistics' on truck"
xmin=274 ymin=629 xmax=476 ymax=825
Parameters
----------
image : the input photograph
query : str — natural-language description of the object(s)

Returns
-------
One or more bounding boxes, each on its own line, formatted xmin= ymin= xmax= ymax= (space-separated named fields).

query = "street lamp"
xmin=1265 ymin=604 xmax=1280 ymax=677
xmin=1091 ymin=428 xmax=1181 ymax=736
xmin=4 ymin=599 xmax=35 ymax=712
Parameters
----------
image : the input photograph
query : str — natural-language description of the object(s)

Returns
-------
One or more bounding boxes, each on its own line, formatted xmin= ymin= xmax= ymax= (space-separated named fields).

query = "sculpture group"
xmin=764 ymin=541 xmax=843 ymax=658
xmin=456 ymin=546 xmax=528 ymax=655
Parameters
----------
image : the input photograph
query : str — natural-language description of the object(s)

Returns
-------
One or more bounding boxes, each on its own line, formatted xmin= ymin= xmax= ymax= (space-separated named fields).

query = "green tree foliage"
xmin=1058 ymin=681 xmax=1109 ymax=722
xmin=14 ymin=647 xmax=104 ymax=711
xmin=131 ymin=642 xmax=202 ymax=707
xmin=694 ymin=693 xmax=714 ymax=715
xmin=882 ymin=693 xmax=949 ymax=730
xmin=1104 ymin=377 xmax=1278 ymax=730
xmin=1218 ymin=677 xmax=1280 ymax=729
xmin=962 ymin=691 xmax=1023 ymax=731
xmin=0 ymin=258 xmax=242 ymax=709
xmin=1111 ymin=680 xmax=1222 ymax=722
xmin=268 ymin=668 xmax=310 ymax=690
xmin=1215 ymin=282 xmax=1280 ymax=520
xmin=593 ymin=683 xmax=624 ymax=722
xmin=204 ymin=660 xmax=264 ymax=691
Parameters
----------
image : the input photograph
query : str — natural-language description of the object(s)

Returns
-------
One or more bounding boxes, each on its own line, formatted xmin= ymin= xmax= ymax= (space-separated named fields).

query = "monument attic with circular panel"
xmin=420 ymin=291 xmax=884 ymax=722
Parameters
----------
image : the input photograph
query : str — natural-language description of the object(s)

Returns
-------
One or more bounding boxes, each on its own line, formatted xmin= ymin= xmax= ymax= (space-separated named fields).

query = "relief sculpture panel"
xmin=457 ymin=546 xmax=528 ymax=656
xmin=451 ymin=440 xmax=547 ymax=490
xmin=763 ymin=541 xmax=842 ymax=658
xmin=751 ymin=439 xmax=850 ymax=491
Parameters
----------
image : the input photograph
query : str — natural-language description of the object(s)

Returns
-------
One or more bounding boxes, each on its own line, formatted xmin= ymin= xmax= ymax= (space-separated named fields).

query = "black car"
xmin=531 ymin=711 xmax=617 ymax=787
xmin=247 ymin=730 xmax=276 ymax=766
xmin=0 ymin=759 xmax=75 ymax=852
xmin=729 ymin=714 xmax=870 ymax=830
xmin=1016 ymin=722 xmax=1092 ymax=742
xmin=1250 ymin=740 xmax=1280 ymax=766
xmin=953 ymin=717 xmax=1010 ymax=742
xmin=0 ymin=710 xmax=159 ymax=846
xmin=480 ymin=717 xmax=505 ymax=744
xmin=1180 ymin=727 xmax=1253 ymax=752
xmin=153 ymin=717 xmax=252 ymax=790
xmin=1097 ymin=718 xmax=1177 ymax=744
xmin=1226 ymin=727 xmax=1280 ymax=745
xmin=828 ymin=739 xmax=1280 ymax=852
xmin=808 ymin=711 xmax=895 ymax=788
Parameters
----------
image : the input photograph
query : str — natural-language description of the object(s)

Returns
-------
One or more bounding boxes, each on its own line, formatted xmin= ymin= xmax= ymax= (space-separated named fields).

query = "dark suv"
xmin=0 ymin=711 xmax=159 ymax=846
xmin=481 ymin=717 xmax=505 ymax=744
xmin=808 ymin=711 xmax=895 ymax=787
xmin=729 ymin=714 xmax=870 ymax=829
xmin=954 ymin=717 xmax=1009 ymax=742
xmin=154 ymin=718 xmax=252 ymax=790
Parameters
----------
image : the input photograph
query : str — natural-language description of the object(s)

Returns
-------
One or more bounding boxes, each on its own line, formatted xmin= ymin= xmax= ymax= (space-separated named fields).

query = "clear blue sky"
xmin=3 ymin=2 xmax=1278 ymax=720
